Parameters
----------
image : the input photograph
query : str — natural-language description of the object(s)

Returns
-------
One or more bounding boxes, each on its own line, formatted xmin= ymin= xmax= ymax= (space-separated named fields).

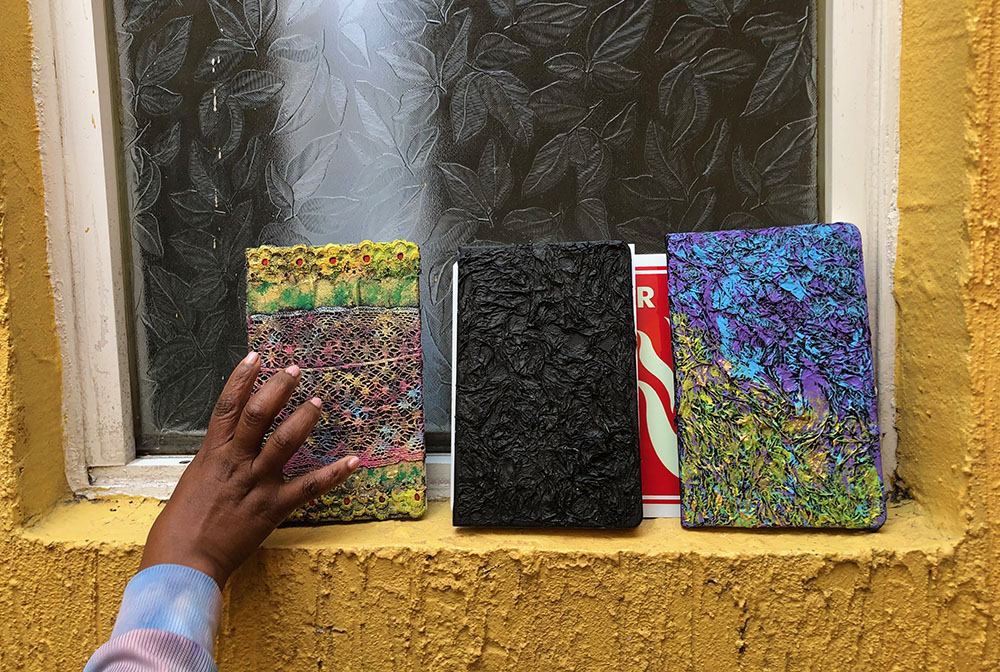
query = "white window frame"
xmin=31 ymin=0 xmax=901 ymax=500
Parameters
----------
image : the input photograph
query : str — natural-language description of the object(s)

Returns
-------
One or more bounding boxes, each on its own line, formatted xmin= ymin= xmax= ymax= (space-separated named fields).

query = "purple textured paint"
xmin=667 ymin=223 xmax=886 ymax=529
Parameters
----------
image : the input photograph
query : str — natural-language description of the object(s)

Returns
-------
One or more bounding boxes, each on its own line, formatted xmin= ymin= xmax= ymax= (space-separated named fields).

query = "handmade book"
xmin=245 ymin=241 xmax=426 ymax=523
xmin=666 ymin=223 xmax=886 ymax=529
xmin=634 ymin=253 xmax=681 ymax=518
xmin=452 ymin=241 xmax=642 ymax=528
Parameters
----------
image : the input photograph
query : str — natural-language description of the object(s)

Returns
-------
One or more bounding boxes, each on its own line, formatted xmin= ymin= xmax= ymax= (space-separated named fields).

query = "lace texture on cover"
xmin=246 ymin=240 xmax=425 ymax=523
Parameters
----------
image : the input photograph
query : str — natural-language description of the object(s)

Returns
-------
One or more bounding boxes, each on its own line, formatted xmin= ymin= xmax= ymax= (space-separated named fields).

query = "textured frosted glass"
xmin=108 ymin=0 xmax=818 ymax=445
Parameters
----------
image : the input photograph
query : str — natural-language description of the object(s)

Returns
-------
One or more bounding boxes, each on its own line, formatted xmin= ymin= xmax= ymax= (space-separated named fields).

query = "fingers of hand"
xmin=255 ymin=398 xmax=322 ymax=475
xmin=232 ymin=365 xmax=302 ymax=456
xmin=204 ymin=352 xmax=260 ymax=447
xmin=279 ymin=455 xmax=361 ymax=513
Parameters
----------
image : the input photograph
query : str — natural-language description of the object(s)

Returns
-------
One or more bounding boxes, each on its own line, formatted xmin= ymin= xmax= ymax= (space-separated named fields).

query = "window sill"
xmin=15 ymin=492 xmax=970 ymax=672
xmin=86 ymin=454 xmax=453 ymax=501
xmin=28 ymin=494 xmax=957 ymax=560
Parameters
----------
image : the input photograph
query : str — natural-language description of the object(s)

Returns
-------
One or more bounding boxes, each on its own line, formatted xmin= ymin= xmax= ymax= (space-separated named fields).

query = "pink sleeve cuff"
xmin=83 ymin=628 xmax=217 ymax=672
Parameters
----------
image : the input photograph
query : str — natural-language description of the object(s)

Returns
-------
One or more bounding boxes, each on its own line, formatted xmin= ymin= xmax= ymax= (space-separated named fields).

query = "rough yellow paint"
xmin=0 ymin=0 xmax=66 ymax=527
xmin=0 ymin=0 xmax=999 ymax=669
xmin=895 ymin=0 xmax=976 ymax=535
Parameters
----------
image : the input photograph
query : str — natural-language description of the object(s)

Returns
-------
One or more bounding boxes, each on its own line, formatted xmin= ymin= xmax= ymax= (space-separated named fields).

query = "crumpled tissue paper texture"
xmin=453 ymin=241 xmax=642 ymax=528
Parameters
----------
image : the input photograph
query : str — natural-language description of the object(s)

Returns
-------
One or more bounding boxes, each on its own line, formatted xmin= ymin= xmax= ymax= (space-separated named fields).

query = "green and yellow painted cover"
xmin=246 ymin=240 xmax=426 ymax=523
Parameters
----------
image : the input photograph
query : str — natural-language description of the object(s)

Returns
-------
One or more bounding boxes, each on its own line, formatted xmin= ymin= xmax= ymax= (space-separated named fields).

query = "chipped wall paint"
xmin=1 ymin=0 xmax=1000 ymax=669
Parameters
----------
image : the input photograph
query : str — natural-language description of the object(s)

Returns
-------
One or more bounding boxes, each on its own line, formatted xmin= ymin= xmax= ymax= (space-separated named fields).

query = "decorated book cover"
xmin=452 ymin=241 xmax=642 ymax=529
xmin=666 ymin=223 xmax=885 ymax=529
xmin=634 ymin=254 xmax=681 ymax=518
xmin=245 ymin=240 xmax=426 ymax=523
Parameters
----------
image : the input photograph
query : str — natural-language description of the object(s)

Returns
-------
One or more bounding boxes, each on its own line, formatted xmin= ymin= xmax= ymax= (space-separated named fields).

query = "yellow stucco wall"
xmin=0 ymin=0 xmax=999 ymax=669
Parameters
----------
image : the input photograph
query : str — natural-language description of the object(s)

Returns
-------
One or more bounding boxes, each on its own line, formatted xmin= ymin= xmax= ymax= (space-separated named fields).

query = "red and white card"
xmin=634 ymin=254 xmax=680 ymax=517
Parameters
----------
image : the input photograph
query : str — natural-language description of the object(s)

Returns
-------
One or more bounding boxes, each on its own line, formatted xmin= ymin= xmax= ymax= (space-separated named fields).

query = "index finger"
xmin=203 ymin=351 xmax=261 ymax=448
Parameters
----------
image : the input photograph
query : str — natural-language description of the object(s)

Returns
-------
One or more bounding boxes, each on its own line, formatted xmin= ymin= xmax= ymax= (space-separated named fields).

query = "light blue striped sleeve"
xmin=83 ymin=564 xmax=222 ymax=672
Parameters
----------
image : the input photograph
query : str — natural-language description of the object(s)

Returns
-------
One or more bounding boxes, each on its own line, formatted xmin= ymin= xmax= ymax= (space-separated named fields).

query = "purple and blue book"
xmin=666 ymin=223 xmax=886 ymax=530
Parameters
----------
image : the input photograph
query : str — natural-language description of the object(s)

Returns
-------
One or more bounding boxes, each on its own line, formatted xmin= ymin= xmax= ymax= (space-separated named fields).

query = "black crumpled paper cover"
xmin=453 ymin=241 xmax=642 ymax=528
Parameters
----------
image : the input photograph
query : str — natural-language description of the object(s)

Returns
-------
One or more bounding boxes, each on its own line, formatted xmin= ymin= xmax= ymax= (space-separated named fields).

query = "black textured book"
xmin=452 ymin=241 xmax=642 ymax=528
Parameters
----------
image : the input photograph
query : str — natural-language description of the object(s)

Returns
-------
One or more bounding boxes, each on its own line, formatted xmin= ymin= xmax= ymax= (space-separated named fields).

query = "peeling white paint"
xmin=29 ymin=0 xmax=134 ymax=488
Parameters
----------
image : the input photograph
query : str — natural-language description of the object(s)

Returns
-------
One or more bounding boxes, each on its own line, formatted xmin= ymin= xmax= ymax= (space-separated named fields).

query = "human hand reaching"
xmin=139 ymin=352 xmax=359 ymax=588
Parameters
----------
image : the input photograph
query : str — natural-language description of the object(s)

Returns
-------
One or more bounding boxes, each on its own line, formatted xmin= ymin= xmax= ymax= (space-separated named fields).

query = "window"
xmin=33 ymin=0 xmax=900 ymax=496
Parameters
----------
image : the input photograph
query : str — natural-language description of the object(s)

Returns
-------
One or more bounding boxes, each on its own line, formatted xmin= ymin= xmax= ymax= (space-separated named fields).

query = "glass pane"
xmin=107 ymin=0 xmax=818 ymax=447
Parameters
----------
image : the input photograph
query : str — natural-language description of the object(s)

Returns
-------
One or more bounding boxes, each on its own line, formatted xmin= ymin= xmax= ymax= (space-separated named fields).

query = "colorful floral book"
xmin=452 ymin=241 xmax=642 ymax=529
xmin=246 ymin=240 xmax=426 ymax=523
xmin=666 ymin=223 xmax=886 ymax=529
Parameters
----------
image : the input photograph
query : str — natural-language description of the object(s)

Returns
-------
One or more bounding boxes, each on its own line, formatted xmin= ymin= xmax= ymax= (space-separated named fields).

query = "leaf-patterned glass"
xmin=108 ymin=0 xmax=818 ymax=448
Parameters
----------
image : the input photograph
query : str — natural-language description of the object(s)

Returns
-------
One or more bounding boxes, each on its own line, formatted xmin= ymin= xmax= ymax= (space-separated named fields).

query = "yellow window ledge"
xmin=12 ymin=496 xmax=976 ymax=671
xmin=24 ymin=497 xmax=959 ymax=559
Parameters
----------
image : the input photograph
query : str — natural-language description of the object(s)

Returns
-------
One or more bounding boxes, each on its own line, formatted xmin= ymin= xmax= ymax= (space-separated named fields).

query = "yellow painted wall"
xmin=0 ymin=0 xmax=999 ymax=669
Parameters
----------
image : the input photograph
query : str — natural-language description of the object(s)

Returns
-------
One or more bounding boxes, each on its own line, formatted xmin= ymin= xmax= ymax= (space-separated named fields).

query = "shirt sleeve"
xmin=83 ymin=629 xmax=217 ymax=672
xmin=83 ymin=564 xmax=222 ymax=672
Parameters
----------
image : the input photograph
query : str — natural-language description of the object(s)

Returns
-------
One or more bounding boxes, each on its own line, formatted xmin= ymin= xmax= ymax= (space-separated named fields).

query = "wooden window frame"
xmin=30 ymin=0 xmax=901 ymax=500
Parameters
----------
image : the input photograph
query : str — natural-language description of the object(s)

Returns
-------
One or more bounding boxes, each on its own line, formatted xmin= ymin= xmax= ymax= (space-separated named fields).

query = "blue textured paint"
xmin=667 ymin=223 xmax=886 ymax=530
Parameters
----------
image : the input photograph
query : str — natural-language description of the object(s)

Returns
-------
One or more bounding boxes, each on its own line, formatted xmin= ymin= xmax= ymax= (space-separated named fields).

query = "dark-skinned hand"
xmin=139 ymin=352 xmax=359 ymax=588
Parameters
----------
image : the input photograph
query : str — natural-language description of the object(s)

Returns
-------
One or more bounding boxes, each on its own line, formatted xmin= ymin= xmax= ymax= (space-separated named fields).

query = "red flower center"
xmin=329 ymin=257 xmax=337 ymax=265
xmin=414 ymin=493 xmax=420 ymax=501
xmin=295 ymin=258 xmax=303 ymax=266
xmin=397 ymin=252 xmax=404 ymax=260
xmin=261 ymin=258 xmax=269 ymax=266
xmin=363 ymin=254 xmax=371 ymax=263
xmin=343 ymin=497 xmax=350 ymax=505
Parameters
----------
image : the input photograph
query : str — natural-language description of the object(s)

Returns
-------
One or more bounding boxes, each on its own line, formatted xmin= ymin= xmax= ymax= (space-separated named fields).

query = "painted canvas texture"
xmin=246 ymin=240 xmax=426 ymax=523
xmin=453 ymin=241 xmax=642 ymax=529
xmin=666 ymin=223 xmax=886 ymax=530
